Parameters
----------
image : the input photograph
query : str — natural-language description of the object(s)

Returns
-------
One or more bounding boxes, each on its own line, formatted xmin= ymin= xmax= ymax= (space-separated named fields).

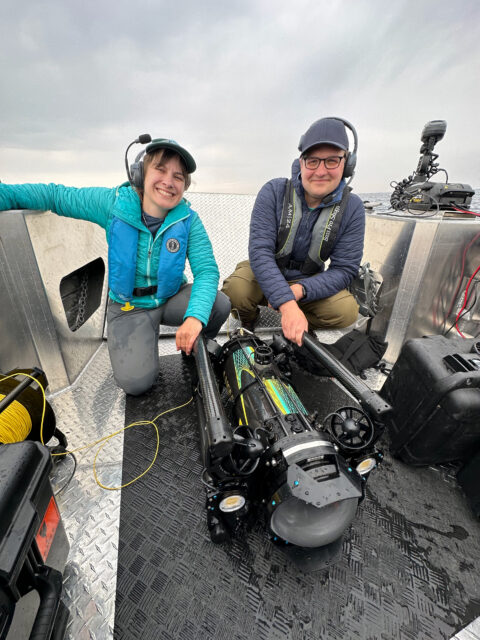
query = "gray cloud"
xmin=1 ymin=0 xmax=479 ymax=192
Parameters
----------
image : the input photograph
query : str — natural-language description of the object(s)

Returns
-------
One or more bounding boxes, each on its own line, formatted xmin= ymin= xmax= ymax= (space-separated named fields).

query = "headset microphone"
xmin=124 ymin=134 xmax=152 ymax=186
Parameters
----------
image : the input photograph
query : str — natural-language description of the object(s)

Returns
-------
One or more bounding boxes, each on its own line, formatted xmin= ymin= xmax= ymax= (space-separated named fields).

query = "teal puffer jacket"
xmin=0 ymin=182 xmax=220 ymax=325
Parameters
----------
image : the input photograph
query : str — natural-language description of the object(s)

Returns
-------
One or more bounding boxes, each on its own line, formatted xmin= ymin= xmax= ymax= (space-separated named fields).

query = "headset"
xmin=298 ymin=117 xmax=358 ymax=180
xmin=124 ymin=134 xmax=152 ymax=189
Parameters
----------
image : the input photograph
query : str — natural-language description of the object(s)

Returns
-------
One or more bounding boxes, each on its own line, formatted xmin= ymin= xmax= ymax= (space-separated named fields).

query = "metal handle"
xmin=302 ymin=333 xmax=392 ymax=420
xmin=29 ymin=566 xmax=66 ymax=640
xmin=193 ymin=335 xmax=234 ymax=459
xmin=0 ymin=368 xmax=44 ymax=415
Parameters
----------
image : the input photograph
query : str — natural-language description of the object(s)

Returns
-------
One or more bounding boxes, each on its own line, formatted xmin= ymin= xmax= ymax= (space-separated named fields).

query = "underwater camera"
xmin=390 ymin=120 xmax=474 ymax=214
xmin=192 ymin=331 xmax=391 ymax=570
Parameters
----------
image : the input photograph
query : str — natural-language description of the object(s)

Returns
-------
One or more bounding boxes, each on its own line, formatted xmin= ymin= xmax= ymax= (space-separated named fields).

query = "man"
xmin=222 ymin=117 xmax=365 ymax=346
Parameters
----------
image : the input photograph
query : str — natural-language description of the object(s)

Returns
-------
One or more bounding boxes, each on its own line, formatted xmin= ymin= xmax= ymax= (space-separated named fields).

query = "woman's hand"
xmin=175 ymin=317 xmax=203 ymax=355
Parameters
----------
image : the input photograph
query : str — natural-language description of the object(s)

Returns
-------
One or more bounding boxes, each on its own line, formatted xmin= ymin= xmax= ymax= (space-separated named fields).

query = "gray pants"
xmin=106 ymin=285 xmax=230 ymax=395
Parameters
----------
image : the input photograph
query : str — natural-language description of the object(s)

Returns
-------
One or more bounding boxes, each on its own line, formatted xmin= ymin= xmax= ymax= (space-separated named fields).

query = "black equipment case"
xmin=381 ymin=335 xmax=480 ymax=465
xmin=0 ymin=441 xmax=69 ymax=640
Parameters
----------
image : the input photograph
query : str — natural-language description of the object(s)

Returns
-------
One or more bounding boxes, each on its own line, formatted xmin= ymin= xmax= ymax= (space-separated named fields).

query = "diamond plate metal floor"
xmin=49 ymin=344 xmax=125 ymax=640
xmin=114 ymin=348 xmax=480 ymax=640
xmin=45 ymin=338 xmax=480 ymax=640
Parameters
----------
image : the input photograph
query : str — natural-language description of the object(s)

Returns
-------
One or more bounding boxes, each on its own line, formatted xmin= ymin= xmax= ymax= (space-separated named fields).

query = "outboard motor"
xmin=390 ymin=120 xmax=474 ymax=213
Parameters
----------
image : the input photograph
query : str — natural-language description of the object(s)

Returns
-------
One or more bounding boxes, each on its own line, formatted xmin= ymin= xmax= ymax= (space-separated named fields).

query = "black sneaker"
xmin=241 ymin=318 xmax=257 ymax=332
xmin=240 ymin=308 xmax=260 ymax=333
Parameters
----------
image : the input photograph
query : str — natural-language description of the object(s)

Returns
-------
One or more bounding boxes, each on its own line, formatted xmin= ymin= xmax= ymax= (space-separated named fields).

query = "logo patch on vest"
xmin=166 ymin=238 xmax=180 ymax=253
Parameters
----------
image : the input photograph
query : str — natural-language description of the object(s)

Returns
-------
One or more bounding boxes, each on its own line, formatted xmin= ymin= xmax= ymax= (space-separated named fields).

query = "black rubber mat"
xmin=114 ymin=354 xmax=480 ymax=640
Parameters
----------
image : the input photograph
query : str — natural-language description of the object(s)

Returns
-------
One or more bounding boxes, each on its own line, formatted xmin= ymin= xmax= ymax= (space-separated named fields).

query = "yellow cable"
xmin=0 ymin=372 xmax=194 ymax=492
xmin=0 ymin=395 xmax=32 ymax=442
xmin=92 ymin=396 xmax=193 ymax=491
xmin=0 ymin=373 xmax=47 ymax=443
xmin=228 ymin=307 xmax=243 ymax=339
xmin=93 ymin=419 xmax=159 ymax=491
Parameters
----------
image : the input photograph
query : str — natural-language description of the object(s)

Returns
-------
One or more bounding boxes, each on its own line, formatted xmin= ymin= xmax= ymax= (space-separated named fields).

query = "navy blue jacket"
xmin=248 ymin=160 xmax=365 ymax=309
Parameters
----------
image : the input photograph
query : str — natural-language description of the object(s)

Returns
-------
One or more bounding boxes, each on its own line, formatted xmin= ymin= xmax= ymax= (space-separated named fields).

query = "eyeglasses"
xmin=302 ymin=155 xmax=346 ymax=170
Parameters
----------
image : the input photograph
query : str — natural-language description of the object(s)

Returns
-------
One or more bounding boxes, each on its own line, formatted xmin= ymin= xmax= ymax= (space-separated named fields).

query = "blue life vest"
xmin=108 ymin=214 xmax=193 ymax=302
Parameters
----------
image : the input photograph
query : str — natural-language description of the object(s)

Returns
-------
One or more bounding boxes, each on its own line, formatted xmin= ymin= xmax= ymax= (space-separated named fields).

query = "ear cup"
xmin=129 ymin=150 xmax=146 ymax=189
xmin=130 ymin=161 xmax=144 ymax=189
xmin=297 ymin=117 xmax=358 ymax=179
xmin=343 ymin=150 xmax=357 ymax=178
xmin=336 ymin=118 xmax=357 ymax=178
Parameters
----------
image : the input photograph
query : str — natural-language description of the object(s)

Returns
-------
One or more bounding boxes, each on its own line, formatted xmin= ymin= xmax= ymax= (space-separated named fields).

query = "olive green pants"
xmin=222 ymin=260 xmax=359 ymax=329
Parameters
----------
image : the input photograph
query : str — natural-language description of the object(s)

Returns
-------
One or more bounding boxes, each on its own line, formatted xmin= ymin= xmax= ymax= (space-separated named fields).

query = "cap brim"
xmin=145 ymin=139 xmax=196 ymax=173
xmin=302 ymin=139 xmax=348 ymax=153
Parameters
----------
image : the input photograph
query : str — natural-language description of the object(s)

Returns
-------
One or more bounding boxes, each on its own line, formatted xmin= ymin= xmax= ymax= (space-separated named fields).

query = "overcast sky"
xmin=1 ymin=0 xmax=479 ymax=194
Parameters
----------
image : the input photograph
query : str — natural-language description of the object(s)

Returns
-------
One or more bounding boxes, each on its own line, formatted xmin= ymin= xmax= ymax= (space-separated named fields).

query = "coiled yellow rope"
xmin=0 ymin=395 xmax=32 ymax=442
xmin=0 ymin=372 xmax=46 ymax=443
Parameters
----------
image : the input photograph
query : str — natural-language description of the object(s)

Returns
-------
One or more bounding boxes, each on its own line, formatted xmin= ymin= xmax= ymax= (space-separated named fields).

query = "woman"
xmin=0 ymin=137 xmax=230 ymax=395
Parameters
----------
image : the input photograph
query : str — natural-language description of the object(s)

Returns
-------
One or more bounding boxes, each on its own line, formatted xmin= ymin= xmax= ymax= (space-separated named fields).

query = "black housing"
xmin=382 ymin=335 xmax=480 ymax=465
xmin=0 ymin=442 xmax=69 ymax=640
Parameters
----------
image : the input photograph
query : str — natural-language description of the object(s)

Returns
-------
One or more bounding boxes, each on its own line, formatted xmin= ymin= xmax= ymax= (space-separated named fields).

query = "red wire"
xmin=455 ymin=264 xmax=480 ymax=338
xmin=443 ymin=232 xmax=480 ymax=323
xmin=440 ymin=204 xmax=480 ymax=330
xmin=451 ymin=205 xmax=480 ymax=218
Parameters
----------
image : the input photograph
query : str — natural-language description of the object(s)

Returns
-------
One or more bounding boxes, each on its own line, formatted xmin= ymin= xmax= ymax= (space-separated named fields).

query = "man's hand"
xmin=269 ymin=284 xmax=304 ymax=309
xmin=176 ymin=317 xmax=203 ymax=355
xmin=278 ymin=299 xmax=308 ymax=346
xmin=290 ymin=283 xmax=305 ymax=302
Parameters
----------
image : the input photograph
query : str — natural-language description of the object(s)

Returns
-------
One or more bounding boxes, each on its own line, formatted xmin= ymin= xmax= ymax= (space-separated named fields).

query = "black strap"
xmin=285 ymin=259 xmax=303 ymax=271
xmin=132 ymin=285 xmax=157 ymax=297
xmin=318 ymin=186 xmax=351 ymax=264
xmin=276 ymin=179 xmax=296 ymax=257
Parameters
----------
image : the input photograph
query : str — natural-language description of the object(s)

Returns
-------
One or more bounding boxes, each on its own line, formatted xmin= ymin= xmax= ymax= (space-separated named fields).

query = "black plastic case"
xmin=457 ymin=450 xmax=480 ymax=519
xmin=0 ymin=441 xmax=69 ymax=640
xmin=381 ymin=335 xmax=480 ymax=465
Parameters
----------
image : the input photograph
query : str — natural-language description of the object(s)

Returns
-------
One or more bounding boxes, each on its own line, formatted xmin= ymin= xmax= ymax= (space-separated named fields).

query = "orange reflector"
xmin=36 ymin=496 xmax=61 ymax=562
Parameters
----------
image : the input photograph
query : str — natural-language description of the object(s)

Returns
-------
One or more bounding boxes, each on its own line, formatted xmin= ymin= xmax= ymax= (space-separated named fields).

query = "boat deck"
xmin=48 ymin=335 xmax=480 ymax=640
xmin=2 ymin=197 xmax=480 ymax=639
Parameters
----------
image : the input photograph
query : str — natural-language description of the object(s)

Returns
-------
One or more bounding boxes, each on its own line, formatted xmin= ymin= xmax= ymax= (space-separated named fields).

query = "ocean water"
xmin=357 ymin=189 xmax=480 ymax=215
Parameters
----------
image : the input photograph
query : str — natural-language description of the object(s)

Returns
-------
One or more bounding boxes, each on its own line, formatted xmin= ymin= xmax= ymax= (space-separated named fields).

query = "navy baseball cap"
xmin=145 ymin=138 xmax=196 ymax=173
xmin=298 ymin=118 xmax=349 ymax=154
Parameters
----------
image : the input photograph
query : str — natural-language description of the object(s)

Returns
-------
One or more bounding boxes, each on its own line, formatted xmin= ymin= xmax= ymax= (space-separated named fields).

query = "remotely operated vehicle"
xmin=390 ymin=120 xmax=474 ymax=213
xmin=192 ymin=330 xmax=391 ymax=569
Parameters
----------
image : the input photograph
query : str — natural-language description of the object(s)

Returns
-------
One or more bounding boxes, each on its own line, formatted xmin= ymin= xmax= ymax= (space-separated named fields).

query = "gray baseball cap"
xmin=298 ymin=118 xmax=349 ymax=154
xmin=146 ymin=138 xmax=196 ymax=173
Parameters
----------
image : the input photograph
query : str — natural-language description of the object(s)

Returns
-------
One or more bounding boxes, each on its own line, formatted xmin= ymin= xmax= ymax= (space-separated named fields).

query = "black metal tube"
xmin=0 ymin=368 xmax=43 ymax=415
xmin=302 ymin=333 xmax=392 ymax=420
xmin=194 ymin=393 xmax=210 ymax=468
xmin=193 ymin=335 xmax=234 ymax=459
